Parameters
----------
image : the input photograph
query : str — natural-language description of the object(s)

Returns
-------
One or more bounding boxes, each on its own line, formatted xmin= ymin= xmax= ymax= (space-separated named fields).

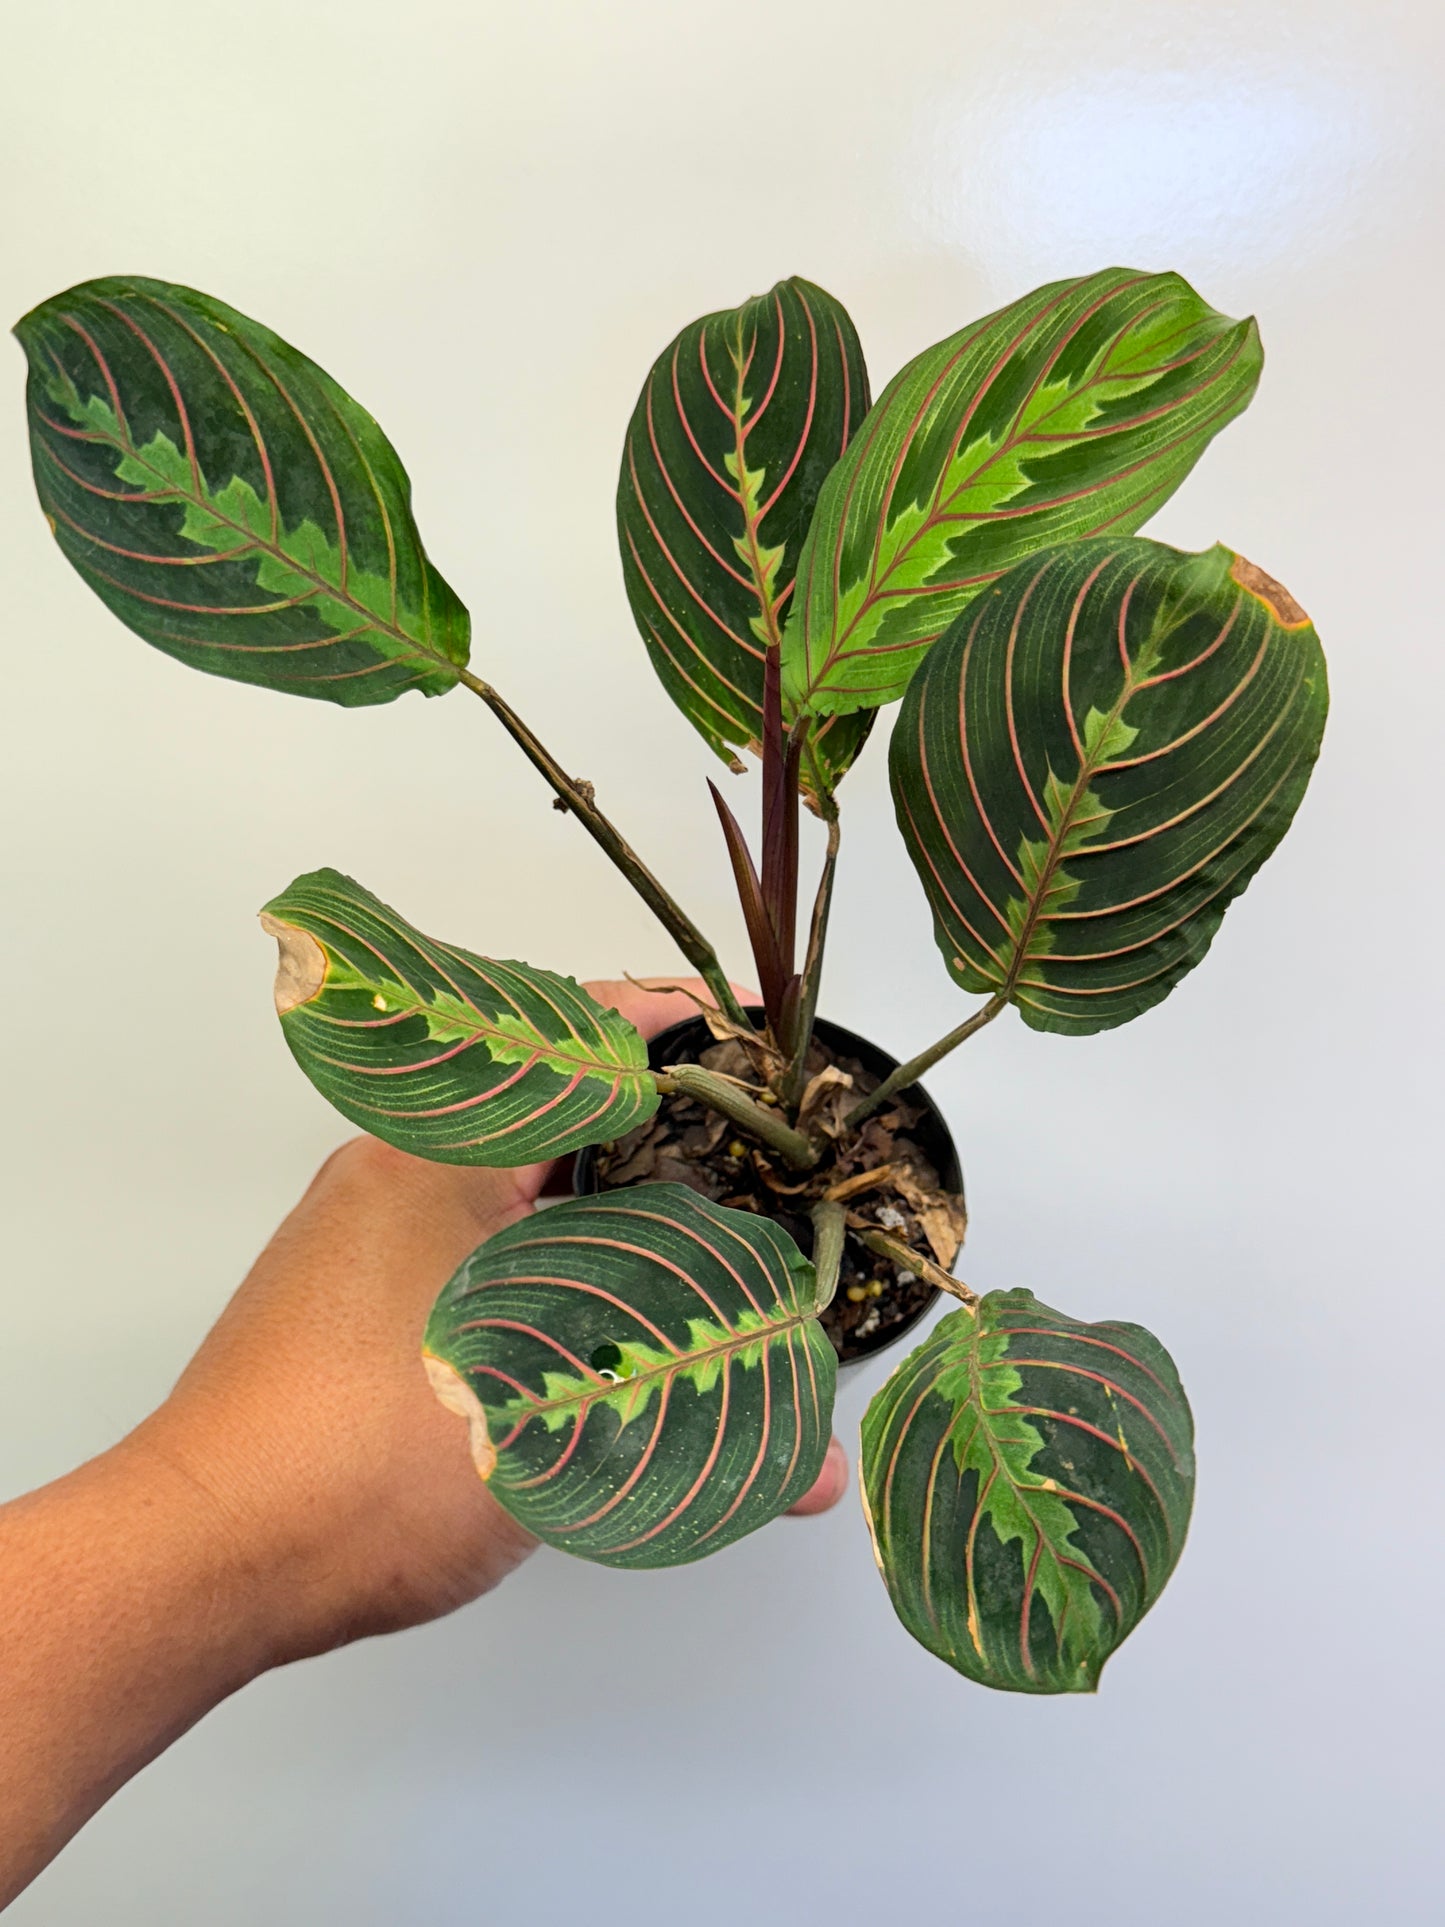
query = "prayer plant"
xmin=14 ymin=267 xmax=1325 ymax=1694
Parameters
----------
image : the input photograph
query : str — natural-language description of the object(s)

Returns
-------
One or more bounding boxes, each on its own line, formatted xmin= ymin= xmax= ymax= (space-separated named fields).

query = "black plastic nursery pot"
xmin=574 ymin=1007 xmax=963 ymax=1370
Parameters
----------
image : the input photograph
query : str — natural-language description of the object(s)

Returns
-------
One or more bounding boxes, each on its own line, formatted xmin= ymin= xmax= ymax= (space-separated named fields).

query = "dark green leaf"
xmin=890 ymin=538 xmax=1327 ymax=1034
xmin=783 ymin=268 xmax=1262 ymax=719
xmin=423 ymin=1183 xmax=836 ymax=1566
xmin=861 ymin=1291 xmax=1194 ymax=1693
xmin=617 ymin=276 xmax=873 ymax=794
xmin=15 ymin=276 xmax=468 ymax=705
xmin=260 ymin=869 xmax=655 ymax=1165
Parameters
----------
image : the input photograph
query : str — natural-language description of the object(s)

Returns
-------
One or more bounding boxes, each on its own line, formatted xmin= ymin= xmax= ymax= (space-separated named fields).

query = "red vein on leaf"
xmin=636 ymin=405 xmax=752 ymax=589
xmin=504 ymin=1228 xmax=737 ymax=1330
xmin=33 ymin=441 xmax=184 ymax=505
xmin=920 ymin=1411 xmax=976 ymax=1632
xmin=954 ymin=607 xmax=1025 ymax=887
xmin=458 ymin=1270 xmax=678 ymax=1351
xmin=600 ymin=1354 xmax=734 ymax=1555
xmin=776 ymin=1328 xmax=805 ymax=1502
xmin=832 ymin=311 xmax=856 ymax=458
xmin=621 ymin=523 xmax=763 ymax=681
xmin=93 ymin=299 xmax=203 ymax=498
xmin=1019 ymin=1534 xmax=1045 ymax=1676
xmin=58 ymin=313 xmax=136 ymax=452
xmin=603 ymin=1198 xmax=771 ymax=1319
xmin=1028 ymin=1480 xmax=1153 ymax=1590
xmin=556 ymin=1385 xmax=672 ymax=1527
xmin=1002 ymin=559 xmax=1055 ymax=833
xmin=697 ymin=320 xmax=735 ymax=422
xmin=998 ymin=1328 xmax=1174 ymax=1397
xmin=758 ymin=291 xmax=819 ymax=518
xmin=1004 ymin=1405 xmax=1177 ymax=1543
xmin=988 ymin=1356 xmax=1178 ymax=1458
xmin=1061 ymin=553 xmax=1115 ymax=763
xmin=142 ymin=294 xmax=280 ymax=546
xmin=1044 ymin=758 xmax=1303 ymax=926
xmin=321 ymin=387 xmax=402 ymax=636
xmin=623 ymin=462 xmax=756 ymax=649
xmin=221 ymin=326 xmax=351 ymax=592
xmin=67 ymin=559 xmax=318 ymax=616
xmin=901 ymin=730 xmax=1011 ymax=960
xmin=46 ymin=503 xmax=256 ymax=567
xmin=740 ymin=293 xmax=787 ymax=442
xmin=463 ymin=1316 xmax=594 ymax=1378
xmin=1133 ymin=601 xmax=1239 ymax=690
xmin=1072 ymin=674 xmax=1304 ymax=854
xmin=638 ymin=608 xmax=758 ymax=732
xmin=38 ymin=331 xmax=445 ymax=675
xmin=668 ymin=348 xmax=737 ymax=497
xmin=803 ymin=272 xmax=1251 ymax=695
xmin=1104 ymin=610 xmax=1261 ymax=769
xmin=694 ymin=1339 xmax=776 ymax=1546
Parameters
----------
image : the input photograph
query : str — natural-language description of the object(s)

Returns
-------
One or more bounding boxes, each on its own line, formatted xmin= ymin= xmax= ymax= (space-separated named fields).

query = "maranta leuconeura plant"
xmin=14 ymin=266 xmax=1326 ymax=1692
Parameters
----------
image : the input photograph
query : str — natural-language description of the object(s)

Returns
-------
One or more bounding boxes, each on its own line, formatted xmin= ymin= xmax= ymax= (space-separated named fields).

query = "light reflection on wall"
xmin=910 ymin=67 xmax=1385 ymax=287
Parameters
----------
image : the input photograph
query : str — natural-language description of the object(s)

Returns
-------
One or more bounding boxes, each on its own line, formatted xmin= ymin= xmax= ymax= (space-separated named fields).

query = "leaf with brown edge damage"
xmin=616 ymin=276 xmax=874 ymax=797
xmin=261 ymin=868 xmax=656 ymax=1166
xmin=424 ymin=1183 xmax=836 ymax=1567
xmin=890 ymin=536 xmax=1328 ymax=1034
xmin=860 ymin=1289 xmax=1195 ymax=1693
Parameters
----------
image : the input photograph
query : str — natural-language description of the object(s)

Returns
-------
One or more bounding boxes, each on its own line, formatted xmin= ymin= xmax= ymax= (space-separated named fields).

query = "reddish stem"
xmin=707 ymin=779 xmax=787 ymax=1028
xmin=760 ymin=647 xmax=800 ymax=993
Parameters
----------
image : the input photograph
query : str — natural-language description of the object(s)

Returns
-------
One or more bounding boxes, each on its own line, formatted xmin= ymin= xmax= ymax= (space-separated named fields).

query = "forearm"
xmin=0 ymin=1437 xmax=275 ymax=1911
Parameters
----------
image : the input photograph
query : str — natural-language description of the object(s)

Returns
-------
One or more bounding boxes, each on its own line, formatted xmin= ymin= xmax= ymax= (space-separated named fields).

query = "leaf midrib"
xmin=725 ymin=311 xmax=787 ymax=656
xmin=963 ymin=1319 xmax=1091 ymax=1675
xmin=995 ymin=655 xmax=1141 ymax=1004
xmin=803 ymin=312 xmax=1228 ymax=699
xmin=493 ymin=1303 xmax=819 ymax=1422
xmin=307 ymin=975 xmax=647 ymax=1084
xmin=50 ymin=383 xmax=456 ymax=680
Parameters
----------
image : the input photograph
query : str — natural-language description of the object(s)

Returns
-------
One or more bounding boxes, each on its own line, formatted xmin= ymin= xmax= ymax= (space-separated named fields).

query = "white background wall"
xmin=2 ymin=1 xmax=1440 ymax=1920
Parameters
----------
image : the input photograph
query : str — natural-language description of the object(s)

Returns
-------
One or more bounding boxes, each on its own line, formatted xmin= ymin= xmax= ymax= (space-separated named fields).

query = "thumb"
xmin=786 ymin=1437 xmax=849 ymax=1516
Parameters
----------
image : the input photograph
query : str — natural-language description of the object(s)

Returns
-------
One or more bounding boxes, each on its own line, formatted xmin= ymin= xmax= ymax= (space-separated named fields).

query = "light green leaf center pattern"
xmin=499 ymin=1306 xmax=809 ymax=1436
xmin=47 ymin=382 xmax=461 ymax=682
xmin=936 ymin=1316 xmax=1105 ymax=1682
xmin=312 ymin=951 xmax=642 ymax=1077
xmin=995 ymin=615 xmax=1161 ymax=994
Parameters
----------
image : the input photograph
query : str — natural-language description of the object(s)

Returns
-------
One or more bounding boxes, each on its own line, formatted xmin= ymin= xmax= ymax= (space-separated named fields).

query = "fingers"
xmin=293 ymin=1141 xmax=543 ymax=1316
xmin=305 ymin=977 xmax=761 ymax=1286
xmin=785 ymin=1436 xmax=849 ymax=1517
xmin=583 ymin=976 xmax=759 ymax=1043
xmin=533 ymin=975 xmax=760 ymax=1200
xmin=440 ymin=975 xmax=759 ymax=1211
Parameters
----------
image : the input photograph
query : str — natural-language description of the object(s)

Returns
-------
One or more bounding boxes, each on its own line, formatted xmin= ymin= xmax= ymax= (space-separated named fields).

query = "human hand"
xmin=127 ymin=977 xmax=849 ymax=1671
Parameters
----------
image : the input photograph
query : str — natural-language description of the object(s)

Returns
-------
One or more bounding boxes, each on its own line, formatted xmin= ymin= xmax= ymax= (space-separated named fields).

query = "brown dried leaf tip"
xmin=259 ymin=912 xmax=327 ymax=1014
xmin=1230 ymin=553 xmax=1310 ymax=628
xmin=423 ymin=1353 xmax=498 ymax=1480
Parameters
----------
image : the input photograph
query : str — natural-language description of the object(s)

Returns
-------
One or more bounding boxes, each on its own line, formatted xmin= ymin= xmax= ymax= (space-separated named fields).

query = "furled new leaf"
xmin=617 ymin=276 xmax=873 ymax=795
xmin=424 ymin=1184 xmax=837 ymax=1566
xmin=861 ymin=1292 xmax=1194 ymax=1693
xmin=890 ymin=537 xmax=1327 ymax=1034
xmin=783 ymin=268 xmax=1262 ymax=718
xmin=15 ymin=276 xmax=468 ymax=704
xmin=260 ymin=870 xmax=655 ymax=1165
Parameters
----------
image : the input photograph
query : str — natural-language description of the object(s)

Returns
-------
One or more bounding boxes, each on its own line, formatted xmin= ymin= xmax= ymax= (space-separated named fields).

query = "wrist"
xmin=90 ymin=1428 xmax=288 ymax=1689
xmin=122 ymin=1390 xmax=534 ymax=1666
xmin=0 ymin=1431 xmax=299 ymax=1907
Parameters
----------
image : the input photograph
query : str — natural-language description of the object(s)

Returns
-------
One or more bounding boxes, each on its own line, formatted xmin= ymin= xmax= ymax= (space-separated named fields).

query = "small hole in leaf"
xmin=591 ymin=1342 xmax=624 ymax=1381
